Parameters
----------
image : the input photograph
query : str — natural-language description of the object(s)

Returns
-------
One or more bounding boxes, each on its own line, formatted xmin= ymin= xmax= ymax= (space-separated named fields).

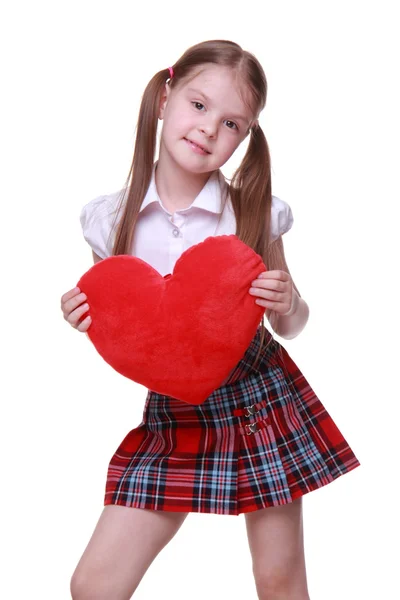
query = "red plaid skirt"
xmin=104 ymin=326 xmax=360 ymax=515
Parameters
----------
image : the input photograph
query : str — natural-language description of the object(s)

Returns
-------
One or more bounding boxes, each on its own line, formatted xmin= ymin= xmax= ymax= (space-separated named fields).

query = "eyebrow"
xmin=186 ymin=87 xmax=250 ymax=123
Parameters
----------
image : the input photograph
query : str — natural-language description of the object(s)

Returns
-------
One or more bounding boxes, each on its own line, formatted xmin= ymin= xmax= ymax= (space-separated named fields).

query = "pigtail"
xmin=229 ymin=123 xmax=279 ymax=364
xmin=230 ymin=124 xmax=272 ymax=255
xmin=111 ymin=68 xmax=172 ymax=256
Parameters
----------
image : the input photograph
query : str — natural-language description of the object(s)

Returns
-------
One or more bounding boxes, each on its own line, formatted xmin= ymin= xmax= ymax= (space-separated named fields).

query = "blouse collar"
xmin=139 ymin=161 xmax=227 ymax=215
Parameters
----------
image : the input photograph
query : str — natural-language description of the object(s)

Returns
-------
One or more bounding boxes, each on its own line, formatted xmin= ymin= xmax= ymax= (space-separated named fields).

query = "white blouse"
xmin=80 ymin=163 xmax=294 ymax=277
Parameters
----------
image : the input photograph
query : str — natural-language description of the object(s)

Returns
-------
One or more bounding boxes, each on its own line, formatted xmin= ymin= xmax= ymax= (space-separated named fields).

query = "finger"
xmin=255 ymin=298 xmax=270 ymax=307
xmin=250 ymin=279 xmax=287 ymax=294
xmin=66 ymin=303 xmax=90 ymax=327
xmin=257 ymin=270 xmax=290 ymax=281
xmin=255 ymin=298 xmax=289 ymax=312
xmin=62 ymin=292 xmax=87 ymax=316
xmin=76 ymin=315 xmax=92 ymax=332
xmin=250 ymin=279 xmax=286 ymax=292
xmin=61 ymin=287 xmax=81 ymax=306
xmin=250 ymin=288 xmax=282 ymax=301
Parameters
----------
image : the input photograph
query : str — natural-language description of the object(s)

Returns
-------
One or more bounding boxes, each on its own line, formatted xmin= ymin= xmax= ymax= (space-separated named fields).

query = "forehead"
xmin=179 ymin=65 xmax=255 ymax=121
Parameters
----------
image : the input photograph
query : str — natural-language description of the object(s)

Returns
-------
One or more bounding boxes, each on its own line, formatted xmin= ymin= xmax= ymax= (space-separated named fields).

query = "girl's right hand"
xmin=61 ymin=287 xmax=92 ymax=332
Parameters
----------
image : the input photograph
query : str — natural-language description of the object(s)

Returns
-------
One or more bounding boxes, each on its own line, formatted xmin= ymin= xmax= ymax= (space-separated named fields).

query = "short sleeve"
xmin=80 ymin=190 xmax=123 ymax=258
xmin=270 ymin=195 xmax=294 ymax=242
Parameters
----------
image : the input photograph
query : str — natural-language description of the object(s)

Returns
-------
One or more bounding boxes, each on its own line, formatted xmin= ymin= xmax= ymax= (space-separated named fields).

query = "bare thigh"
xmin=70 ymin=505 xmax=189 ymax=600
xmin=245 ymin=497 xmax=309 ymax=599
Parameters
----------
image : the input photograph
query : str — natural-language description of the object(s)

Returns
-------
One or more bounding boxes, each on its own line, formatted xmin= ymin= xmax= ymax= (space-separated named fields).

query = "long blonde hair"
xmin=110 ymin=39 xmax=283 ymax=368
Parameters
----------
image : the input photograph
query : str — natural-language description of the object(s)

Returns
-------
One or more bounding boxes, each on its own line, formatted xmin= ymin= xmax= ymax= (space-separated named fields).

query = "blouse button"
xmin=172 ymin=228 xmax=180 ymax=237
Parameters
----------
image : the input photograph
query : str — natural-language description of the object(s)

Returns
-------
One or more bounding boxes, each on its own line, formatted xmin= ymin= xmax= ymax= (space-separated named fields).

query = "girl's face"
xmin=158 ymin=64 xmax=256 ymax=174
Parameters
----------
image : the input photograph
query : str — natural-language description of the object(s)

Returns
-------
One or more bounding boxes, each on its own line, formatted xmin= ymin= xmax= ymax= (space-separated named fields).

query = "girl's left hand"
xmin=249 ymin=270 xmax=296 ymax=316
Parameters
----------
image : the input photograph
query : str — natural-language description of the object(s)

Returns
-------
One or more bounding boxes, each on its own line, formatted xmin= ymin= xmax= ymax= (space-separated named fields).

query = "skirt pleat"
xmin=104 ymin=326 xmax=360 ymax=515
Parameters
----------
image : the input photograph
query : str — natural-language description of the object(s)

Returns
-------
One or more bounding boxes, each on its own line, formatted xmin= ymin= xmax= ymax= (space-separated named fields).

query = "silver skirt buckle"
xmin=244 ymin=404 xmax=258 ymax=418
xmin=246 ymin=423 xmax=259 ymax=436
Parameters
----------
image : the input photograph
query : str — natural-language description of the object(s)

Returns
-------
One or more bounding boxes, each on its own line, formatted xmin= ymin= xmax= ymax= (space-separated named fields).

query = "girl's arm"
xmin=92 ymin=250 xmax=103 ymax=264
xmin=264 ymin=235 xmax=310 ymax=340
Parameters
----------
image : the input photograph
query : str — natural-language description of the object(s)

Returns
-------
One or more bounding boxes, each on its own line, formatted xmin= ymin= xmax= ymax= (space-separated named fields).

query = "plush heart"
xmin=76 ymin=235 xmax=267 ymax=405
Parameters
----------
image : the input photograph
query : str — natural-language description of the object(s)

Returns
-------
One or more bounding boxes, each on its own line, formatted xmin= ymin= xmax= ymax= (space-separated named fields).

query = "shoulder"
xmin=220 ymin=185 xmax=294 ymax=241
xmin=80 ymin=188 xmax=126 ymax=258
xmin=80 ymin=188 xmax=125 ymax=226
xmin=270 ymin=195 xmax=294 ymax=242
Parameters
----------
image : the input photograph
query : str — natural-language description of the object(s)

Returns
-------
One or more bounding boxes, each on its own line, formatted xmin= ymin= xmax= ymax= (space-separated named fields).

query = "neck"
xmin=155 ymin=152 xmax=216 ymax=213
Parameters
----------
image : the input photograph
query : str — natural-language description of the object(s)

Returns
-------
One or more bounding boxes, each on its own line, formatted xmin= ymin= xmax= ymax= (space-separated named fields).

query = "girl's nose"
xmin=200 ymin=120 xmax=218 ymax=138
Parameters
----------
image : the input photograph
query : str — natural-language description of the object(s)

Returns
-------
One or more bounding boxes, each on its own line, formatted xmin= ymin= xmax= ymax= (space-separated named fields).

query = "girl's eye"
xmin=192 ymin=101 xmax=205 ymax=111
xmin=225 ymin=120 xmax=238 ymax=130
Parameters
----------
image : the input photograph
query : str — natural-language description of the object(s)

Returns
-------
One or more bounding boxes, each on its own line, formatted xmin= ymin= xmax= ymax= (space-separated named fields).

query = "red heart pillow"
xmin=77 ymin=235 xmax=266 ymax=405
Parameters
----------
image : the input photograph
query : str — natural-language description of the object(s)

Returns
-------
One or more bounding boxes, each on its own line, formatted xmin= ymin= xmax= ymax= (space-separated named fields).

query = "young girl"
xmin=62 ymin=40 xmax=360 ymax=600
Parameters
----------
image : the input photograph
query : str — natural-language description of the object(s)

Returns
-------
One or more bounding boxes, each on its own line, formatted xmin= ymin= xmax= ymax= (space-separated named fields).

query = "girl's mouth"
xmin=184 ymin=138 xmax=211 ymax=155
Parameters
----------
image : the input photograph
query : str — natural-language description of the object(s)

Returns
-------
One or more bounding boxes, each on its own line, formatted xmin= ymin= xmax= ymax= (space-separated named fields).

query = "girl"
xmin=61 ymin=40 xmax=360 ymax=600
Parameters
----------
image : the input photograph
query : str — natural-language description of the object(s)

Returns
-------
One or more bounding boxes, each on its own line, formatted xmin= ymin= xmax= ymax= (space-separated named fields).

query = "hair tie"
xmin=168 ymin=66 xmax=174 ymax=80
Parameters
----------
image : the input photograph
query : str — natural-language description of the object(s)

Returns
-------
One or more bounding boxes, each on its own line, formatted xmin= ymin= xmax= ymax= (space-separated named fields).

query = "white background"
xmin=1 ymin=1 xmax=399 ymax=598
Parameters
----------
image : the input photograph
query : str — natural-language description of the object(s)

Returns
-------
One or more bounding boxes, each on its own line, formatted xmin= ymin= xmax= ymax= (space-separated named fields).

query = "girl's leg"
xmin=245 ymin=496 xmax=310 ymax=600
xmin=70 ymin=505 xmax=189 ymax=600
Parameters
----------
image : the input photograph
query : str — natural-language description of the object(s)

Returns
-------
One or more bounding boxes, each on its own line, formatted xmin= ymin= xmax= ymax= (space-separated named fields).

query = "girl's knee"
xmin=254 ymin=565 xmax=310 ymax=600
xmin=70 ymin=572 xmax=98 ymax=600
xmin=70 ymin=572 xmax=88 ymax=600
xmin=70 ymin=572 xmax=133 ymax=600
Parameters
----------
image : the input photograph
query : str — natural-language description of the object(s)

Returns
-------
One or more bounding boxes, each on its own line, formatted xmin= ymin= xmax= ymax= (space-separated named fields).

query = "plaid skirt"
xmin=104 ymin=326 xmax=360 ymax=516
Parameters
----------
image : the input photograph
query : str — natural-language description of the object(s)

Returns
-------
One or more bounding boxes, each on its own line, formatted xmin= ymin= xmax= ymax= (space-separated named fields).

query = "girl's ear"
xmin=159 ymin=83 xmax=171 ymax=120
